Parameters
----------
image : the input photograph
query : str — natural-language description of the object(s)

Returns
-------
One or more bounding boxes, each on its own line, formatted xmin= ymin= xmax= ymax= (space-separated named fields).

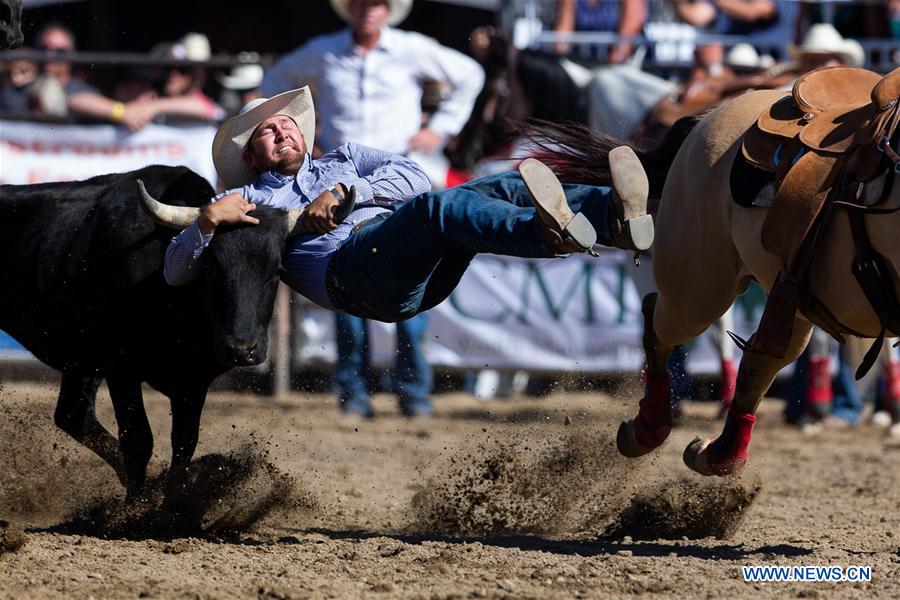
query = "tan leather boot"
xmin=519 ymin=158 xmax=597 ymax=255
xmin=608 ymin=146 xmax=653 ymax=252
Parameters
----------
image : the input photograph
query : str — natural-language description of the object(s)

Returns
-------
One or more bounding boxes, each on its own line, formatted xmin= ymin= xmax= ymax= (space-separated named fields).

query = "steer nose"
xmin=221 ymin=338 xmax=263 ymax=366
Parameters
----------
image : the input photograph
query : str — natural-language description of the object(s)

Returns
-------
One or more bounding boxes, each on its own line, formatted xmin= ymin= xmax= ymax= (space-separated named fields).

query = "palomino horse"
xmin=527 ymin=68 xmax=899 ymax=476
xmin=617 ymin=78 xmax=900 ymax=475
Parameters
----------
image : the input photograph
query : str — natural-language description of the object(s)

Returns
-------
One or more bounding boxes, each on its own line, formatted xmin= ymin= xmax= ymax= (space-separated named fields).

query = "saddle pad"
xmin=761 ymin=151 xmax=839 ymax=267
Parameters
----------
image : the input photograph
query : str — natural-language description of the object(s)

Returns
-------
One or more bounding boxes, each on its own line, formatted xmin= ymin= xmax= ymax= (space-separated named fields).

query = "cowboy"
xmin=163 ymin=87 xmax=654 ymax=359
xmin=259 ymin=0 xmax=485 ymax=419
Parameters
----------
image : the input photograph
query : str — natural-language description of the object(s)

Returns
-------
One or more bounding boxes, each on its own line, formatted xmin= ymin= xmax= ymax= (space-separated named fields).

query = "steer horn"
xmin=136 ymin=179 xmax=202 ymax=229
xmin=284 ymin=185 xmax=356 ymax=235
xmin=286 ymin=207 xmax=305 ymax=235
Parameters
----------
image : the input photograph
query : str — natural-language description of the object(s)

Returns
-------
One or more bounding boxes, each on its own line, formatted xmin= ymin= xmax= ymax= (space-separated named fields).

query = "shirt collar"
xmin=260 ymin=153 xmax=310 ymax=185
xmin=344 ymin=26 xmax=395 ymax=54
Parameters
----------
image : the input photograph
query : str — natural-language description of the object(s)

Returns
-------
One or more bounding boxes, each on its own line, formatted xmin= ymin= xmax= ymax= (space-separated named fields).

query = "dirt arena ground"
xmin=1 ymin=378 xmax=898 ymax=599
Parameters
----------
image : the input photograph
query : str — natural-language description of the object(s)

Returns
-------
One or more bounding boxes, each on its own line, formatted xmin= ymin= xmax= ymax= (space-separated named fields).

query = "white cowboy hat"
xmin=330 ymin=0 xmax=413 ymax=27
xmin=790 ymin=23 xmax=865 ymax=67
xmin=212 ymin=87 xmax=316 ymax=189
xmin=725 ymin=43 xmax=762 ymax=70
xmin=216 ymin=63 xmax=264 ymax=90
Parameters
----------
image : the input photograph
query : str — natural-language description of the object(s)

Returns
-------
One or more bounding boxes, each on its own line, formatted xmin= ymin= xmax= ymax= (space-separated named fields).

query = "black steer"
xmin=0 ymin=0 xmax=23 ymax=49
xmin=0 ymin=165 xmax=301 ymax=500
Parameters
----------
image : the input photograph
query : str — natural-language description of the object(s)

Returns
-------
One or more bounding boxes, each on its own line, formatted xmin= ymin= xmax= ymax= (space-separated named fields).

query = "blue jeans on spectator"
xmin=334 ymin=312 xmax=433 ymax=417
xmin=784 ymin=345 xmax=864 ymax=425
xmin=326 ymin=172 xmax=616 ymax=323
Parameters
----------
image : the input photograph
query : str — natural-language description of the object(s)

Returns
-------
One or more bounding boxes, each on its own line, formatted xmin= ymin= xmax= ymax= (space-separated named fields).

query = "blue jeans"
xmin=785 ymin=345 xmax=864 ymax=424
xmin=334 ymin=311 xmax=432 ymax=417
xmin=327 ymin=172 xmax=615 ymax=322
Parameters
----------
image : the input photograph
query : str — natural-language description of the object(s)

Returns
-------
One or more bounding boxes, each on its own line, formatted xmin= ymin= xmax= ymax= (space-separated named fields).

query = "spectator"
xmin=711 ymin=0 xmax=799 ymax=59
xmin=0 ymin=49 xmax=66 ymax=115
xmin=216 ymin=56 xmax=263 ymax=117
xmin=789 ymin=22 xmax=865 ymax=71
xmin=785 ymin=328 xmax=864 ymax=431
xmin=553 ymin=0 xmax=648 ymax=62
xmin=32 ymin=22 xmax=139 ymax=128
xmin=260 ymin=0 xmax=484 ymax=421
xmin=143 ymin=32 xmax=226 ymax=124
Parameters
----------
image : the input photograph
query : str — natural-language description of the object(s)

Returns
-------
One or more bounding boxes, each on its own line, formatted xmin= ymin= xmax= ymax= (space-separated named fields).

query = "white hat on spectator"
xmin=791 ymin=23 xmax=865 ymax=67
xmin=217 ymin=64 xmax=264 ymax=91
xmin=212 ymin=87 xmax=316 ymax=188
xmin=725 ymin=43 xmax=762 ymax=70
xmin=172 ymin=32 xmax=211 ymax=61
xmin=330 ymin=0 xmax=412 ymax=27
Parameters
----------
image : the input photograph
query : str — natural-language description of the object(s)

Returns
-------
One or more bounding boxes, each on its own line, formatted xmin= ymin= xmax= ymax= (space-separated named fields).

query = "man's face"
xmin=38 ymin=27 xmax=74 ymax=81
xmin=349 ymin=0 xmax=390 ymax=37
xmin=244 ymin=114 xmax=307 ymax=175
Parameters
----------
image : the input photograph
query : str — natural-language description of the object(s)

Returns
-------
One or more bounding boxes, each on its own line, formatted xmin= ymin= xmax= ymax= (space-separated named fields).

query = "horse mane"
xmin=513 ymin=115 xmax=704 ymax=199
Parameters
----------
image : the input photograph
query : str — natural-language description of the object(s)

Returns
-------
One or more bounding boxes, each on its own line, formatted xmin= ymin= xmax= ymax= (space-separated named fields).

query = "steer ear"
xmin=137 ymin=179 xmax=202 ymax=229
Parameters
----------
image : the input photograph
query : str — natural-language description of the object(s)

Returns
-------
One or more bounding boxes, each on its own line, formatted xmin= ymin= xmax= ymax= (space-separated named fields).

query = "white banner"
xmin=295 ymin=252 xmax=767 ymax=374
xmin=0 ymin=120 xmax=218 ymax=185
xmin=0 ymin=120 xmax=218 ymax=358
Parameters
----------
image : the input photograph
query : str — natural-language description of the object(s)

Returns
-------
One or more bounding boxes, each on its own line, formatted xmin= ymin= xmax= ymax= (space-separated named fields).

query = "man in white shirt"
xmin=260 ymin=0 xmax=485 ymax=421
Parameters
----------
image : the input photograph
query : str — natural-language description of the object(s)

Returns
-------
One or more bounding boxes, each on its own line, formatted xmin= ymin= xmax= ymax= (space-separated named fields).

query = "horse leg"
xmin=617 ymin=292 xmax=676 ymax=456
xmin=717 ymin=308 xmax=737 ymax=411
xmin=164 ymin=390 xmax=207 ymax=505
xmin=106 ymin=375 xmax=153 ymax=500
xmin=683 ymin=317 xmax=814 ymax=476
xmin=53 ymin=374 xmax=126 ymax=485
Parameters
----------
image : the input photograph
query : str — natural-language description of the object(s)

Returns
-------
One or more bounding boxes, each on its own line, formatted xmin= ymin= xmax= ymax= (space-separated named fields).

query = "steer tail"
xmin=514 ymin=116 xmax=702 ymax=200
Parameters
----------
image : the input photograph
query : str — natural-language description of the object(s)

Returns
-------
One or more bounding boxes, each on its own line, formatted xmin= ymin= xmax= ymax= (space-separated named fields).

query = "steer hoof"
xmin=683 ymin=437 xmax=747 ymax=477
xmin=617 ymin=419 xmax=662 ymax=458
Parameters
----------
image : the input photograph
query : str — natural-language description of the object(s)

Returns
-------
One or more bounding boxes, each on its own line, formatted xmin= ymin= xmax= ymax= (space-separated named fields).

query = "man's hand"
xmin=298 ymin=185 xmax=345 ymax=234
xmin=198 ymin=193 xmax=260 ymax=235
xmin=408 ymin=127 xmax=444 ymax=153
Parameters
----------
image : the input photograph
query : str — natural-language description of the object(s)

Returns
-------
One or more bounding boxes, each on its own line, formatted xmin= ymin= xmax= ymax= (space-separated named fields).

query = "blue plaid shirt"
xmin=164 ymin=143 xmax=431 ymax=308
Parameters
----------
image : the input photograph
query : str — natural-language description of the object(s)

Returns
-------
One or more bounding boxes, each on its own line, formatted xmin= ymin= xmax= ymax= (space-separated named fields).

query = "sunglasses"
xmin=37 ymin=45 xmax=73 ymax=56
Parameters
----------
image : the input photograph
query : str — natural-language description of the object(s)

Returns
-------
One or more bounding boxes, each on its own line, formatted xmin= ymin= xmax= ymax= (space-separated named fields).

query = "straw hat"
xmin=211 ymin=87 xmax=316 ymax=189
xmin=790 ymin=23 xmax=865 ymax=67
xmin=330 ymin=0 xmax=413 ymax=27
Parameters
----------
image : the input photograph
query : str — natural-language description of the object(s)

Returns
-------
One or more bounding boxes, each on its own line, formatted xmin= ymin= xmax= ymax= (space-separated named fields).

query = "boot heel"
xmin=623 ymin=214 xmax=654 ymax=251
xmin=564 ymin=212 xmax=597 ymax=249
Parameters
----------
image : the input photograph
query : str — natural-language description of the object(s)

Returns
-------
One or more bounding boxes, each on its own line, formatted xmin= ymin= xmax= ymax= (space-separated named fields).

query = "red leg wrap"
xmin=706 ymin=409 xmax=756 ymax=473
xmin=633 ymin=374 xmax=672 ymax=449
xmin=720 ymin=358 xmax=737 ymax=408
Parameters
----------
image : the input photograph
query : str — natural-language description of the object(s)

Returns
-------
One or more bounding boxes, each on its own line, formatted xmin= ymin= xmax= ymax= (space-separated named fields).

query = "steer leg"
xmin=164 ymin=392 xmax=207 ymax=505
xmin=54 ymin=374 xmax=127 ymax=484
xmin=106 ymin=375 xmax=153 ymax=500
xmin=617 ymin=293 xmax=676 ymax=457
xmin=684 ymin=317 xmax=814 ymax=476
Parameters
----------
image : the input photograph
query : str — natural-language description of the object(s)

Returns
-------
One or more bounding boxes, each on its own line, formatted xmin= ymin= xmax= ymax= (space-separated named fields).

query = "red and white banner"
xmin=0 ymin=120 xmax=218 ymax=185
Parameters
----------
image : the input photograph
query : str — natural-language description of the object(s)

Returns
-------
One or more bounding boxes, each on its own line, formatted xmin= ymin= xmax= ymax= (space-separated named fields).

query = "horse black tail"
xmin=514 ymin=115 xmax=703 ymax=199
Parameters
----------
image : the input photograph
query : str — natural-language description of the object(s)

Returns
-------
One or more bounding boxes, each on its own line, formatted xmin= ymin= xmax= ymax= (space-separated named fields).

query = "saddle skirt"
xmin=740 ymin=66 xmax=900 ymax=266
xmin=732 ymin=66 xmax=900 ymax=363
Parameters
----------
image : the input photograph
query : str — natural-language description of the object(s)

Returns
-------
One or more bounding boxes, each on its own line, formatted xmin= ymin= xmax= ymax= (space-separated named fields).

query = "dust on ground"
xmin=0 ymin=381 xmax=898 ymax=599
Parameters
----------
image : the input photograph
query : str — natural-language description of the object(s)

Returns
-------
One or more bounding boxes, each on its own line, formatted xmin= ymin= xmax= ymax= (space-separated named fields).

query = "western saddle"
xmin=738 ymin=65 xmax=900 ymax=377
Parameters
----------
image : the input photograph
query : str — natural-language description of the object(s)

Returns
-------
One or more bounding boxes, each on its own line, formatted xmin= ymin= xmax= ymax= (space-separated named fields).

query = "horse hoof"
xmin=682 ymin=437 xmax=746 ymax=477
xmin=617 ymin=419 xmax=659 ymax=458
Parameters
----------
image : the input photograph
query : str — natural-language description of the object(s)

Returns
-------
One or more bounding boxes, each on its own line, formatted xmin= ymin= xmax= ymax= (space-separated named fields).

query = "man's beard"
xmin=264 ymin=146 xmax=305 ymax=173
